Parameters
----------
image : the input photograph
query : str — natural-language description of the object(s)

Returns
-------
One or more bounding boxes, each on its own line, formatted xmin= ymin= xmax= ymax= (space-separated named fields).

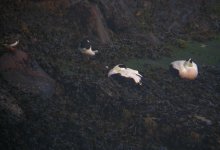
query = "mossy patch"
xmin=176 ymin=39 xmax=188 ymax=48
xmin=124 ymin=36 xmax=220 ymax=70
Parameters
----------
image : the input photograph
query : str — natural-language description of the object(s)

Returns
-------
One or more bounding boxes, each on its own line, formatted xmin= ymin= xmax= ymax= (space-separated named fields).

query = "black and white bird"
xmin=169 ymin=58 xmax=198 ymax=80
xmin=79 ymin=39 xmax=98 ymax=57
xmin=108 ymin=64 xmax=143 ymax=85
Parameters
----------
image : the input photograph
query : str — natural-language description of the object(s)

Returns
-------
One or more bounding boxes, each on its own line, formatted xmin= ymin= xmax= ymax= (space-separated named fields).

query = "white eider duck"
xmin=79 ymin=39 xmax=98 ymax=57
xmin=3 ymin=40 xmax=19 ymax=52
xmin=108 ymin=64 xmax=143 ymax=85
xmin=169 ymin=58 xmax=198 ymax=80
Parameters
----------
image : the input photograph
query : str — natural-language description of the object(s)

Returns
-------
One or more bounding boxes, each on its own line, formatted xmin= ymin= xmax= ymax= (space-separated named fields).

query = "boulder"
xmin=0 ymin=50 xmax=57 ymax=98
xmin=68 ymin=1 xmax=111 ymax=43
xmin=0 ymin=89 xmax=25 ymax=123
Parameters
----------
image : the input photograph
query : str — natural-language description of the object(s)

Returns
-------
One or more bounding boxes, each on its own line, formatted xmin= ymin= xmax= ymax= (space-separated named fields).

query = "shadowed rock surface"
xmin=0 ymin=50 xmax=57 ymax=98
xmin=0 ymin=0 xmax=220 ymax=150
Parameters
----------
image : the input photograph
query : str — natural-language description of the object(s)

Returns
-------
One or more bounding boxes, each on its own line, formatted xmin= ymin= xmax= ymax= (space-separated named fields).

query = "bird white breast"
xmin=171 ymin=60 xmax=198 ymax=80
xmin=9 ymin=40 xmax=19 ymax=47
xmin=108 ymin=69 xmax=116 ymax=77
xmin=179 ymin=67 xmax=198 ymax=80
xmin=80 ymin=47 xmax=96 ymax=56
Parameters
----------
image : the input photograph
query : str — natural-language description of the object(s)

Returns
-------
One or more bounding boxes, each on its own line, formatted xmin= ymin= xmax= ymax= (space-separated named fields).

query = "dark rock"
xmin=101 ymin=0 xmax=138 ymax=32
xmin=0 ymin=89 xmax=25 ymax=123
xmin=147 ymin=32 xmax=161 ymax=47
xmin=0 ymin=50 xmax=57 ymax=98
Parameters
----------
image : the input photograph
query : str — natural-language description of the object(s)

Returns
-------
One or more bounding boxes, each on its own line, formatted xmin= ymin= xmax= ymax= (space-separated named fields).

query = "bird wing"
xmin=171 ymin=60 xmax=185 ymax=70
xmin=126 ymin=68 xmax=142 ymax=77
xmin=119 ymin=69 xmax=142 ymax=84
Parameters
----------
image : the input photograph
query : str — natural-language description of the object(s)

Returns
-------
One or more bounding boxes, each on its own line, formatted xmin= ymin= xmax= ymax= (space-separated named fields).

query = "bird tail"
xmin=93 ymin=50 xmax=98 ymax=53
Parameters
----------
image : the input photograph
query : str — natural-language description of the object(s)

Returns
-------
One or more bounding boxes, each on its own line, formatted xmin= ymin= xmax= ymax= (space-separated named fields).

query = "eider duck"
xmin=108 ymin=64 xmax=142 ymax=85
xmin=169 ymin=58 xmax=198 ymax=80
xmin=79 ymin=39 xmax=98 ymax=56
xmin=3 ymin=40 xmax=19 ymax=52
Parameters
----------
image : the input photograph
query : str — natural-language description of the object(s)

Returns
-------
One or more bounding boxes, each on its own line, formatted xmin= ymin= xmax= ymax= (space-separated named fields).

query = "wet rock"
xmin=101 ymin=0 xmax=138 ymax=32
xmin=147 ymin=32 xmax=161 ymax=47
xmin=68 ymin=1 xmax=111 ymax=43
xmin=0 ymin=50 xmax=57 ymax=98
xmin=89 ymin=4 xmax=111 ymax=43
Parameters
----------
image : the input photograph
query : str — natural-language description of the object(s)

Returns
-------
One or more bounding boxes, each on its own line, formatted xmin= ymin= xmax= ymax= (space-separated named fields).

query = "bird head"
xmin=184 ymin=58 xmax=193 ymax=67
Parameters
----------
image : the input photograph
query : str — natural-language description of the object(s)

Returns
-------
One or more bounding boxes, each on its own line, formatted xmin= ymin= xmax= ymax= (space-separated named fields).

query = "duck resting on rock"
xmin=79 ymin=39 xmax=98 ymax=57
xmin=169 ymin=58 xmax=198 ymax=80
xmin=3 ymin=40 xmax=19 ymax=52
xmin=108 ymin=64 xmax=143 ymax=85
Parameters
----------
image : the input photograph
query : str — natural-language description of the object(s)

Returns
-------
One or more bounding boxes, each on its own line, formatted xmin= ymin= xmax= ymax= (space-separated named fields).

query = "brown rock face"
xmin=69 ymin=1 xmax=111 ymax=43
xmin=89 ymin=4 xmax=111 ymax=43
xmin=0 ymin=90 xmax=25 ymax=122
xmin=0 ymin=50 xmax=56 ymax=98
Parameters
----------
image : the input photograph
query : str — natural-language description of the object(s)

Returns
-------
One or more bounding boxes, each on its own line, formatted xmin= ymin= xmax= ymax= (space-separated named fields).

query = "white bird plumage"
xmin=8 ymin=40 xmax=19 ymax=47
xmin=170 ymin=58 xmax=198 ymax=80
xmin=80 ymin=47 xmax=98 ymax=56
xmin=108 ymin=64 xmax=142 ymax=85
xmin=3 ymin=40 xmax=19 ymax=52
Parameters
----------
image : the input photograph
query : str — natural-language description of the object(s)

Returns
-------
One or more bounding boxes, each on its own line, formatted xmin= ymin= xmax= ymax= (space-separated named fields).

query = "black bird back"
xmin=169 ymin=65 xmax=179 ymax=77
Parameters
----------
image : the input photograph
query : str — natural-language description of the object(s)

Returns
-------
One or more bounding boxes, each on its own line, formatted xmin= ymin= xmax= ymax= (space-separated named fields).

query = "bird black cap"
xmin=118 ymin=64 xmax=127 ymax=68
xmin=80 ymin=39 xmax=91 ymax=49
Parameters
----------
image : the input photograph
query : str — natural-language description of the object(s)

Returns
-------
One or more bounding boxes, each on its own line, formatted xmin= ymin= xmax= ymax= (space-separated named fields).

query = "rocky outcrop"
xmin=0 ymin=89 xmax=25 ymax=123
xmin=0 ymin=50 xmax=57 ymax=98
xmin=68 ymin=1 xmax=111 ymax=43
